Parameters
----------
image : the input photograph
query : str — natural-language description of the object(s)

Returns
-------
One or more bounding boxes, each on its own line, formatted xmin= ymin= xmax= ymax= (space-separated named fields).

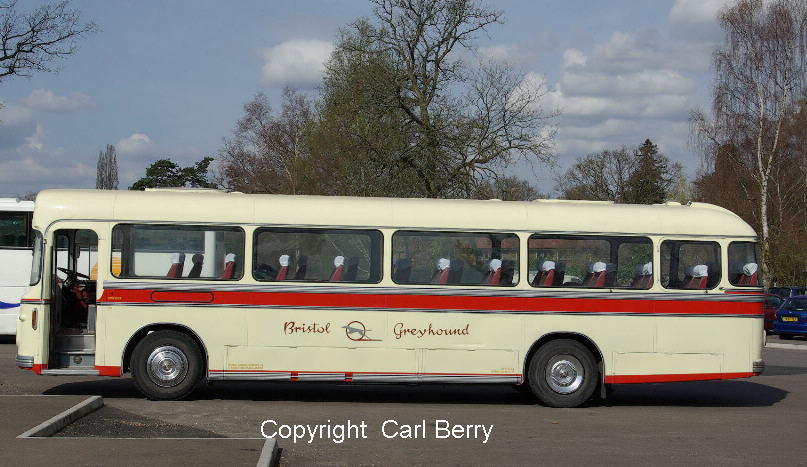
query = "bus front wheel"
xmin=527 ymin=339 xmax=598 ymax=408
xmin=131 ymin=330 xmax=203 ymax=400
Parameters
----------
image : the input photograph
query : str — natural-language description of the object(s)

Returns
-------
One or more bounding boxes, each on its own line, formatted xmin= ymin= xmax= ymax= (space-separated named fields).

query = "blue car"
xmin=774 ymin=295 xmax=807 ymax=339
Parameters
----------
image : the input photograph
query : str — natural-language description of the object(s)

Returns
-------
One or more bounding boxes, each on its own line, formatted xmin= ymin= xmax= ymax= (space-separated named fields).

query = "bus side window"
xmin=253 ymin=229 xmax=381 ymax=284
xmin=391 ymin=231 xmax=519 ymax=286
xmin=528 ymin=235 xmax=652 ymax=288
xmin=728 ymin=241 xmax=761 ymax=287
xmin=660 ymin=240 xmax=721 ymax=290
xmin=112 ymin=224 xmax=245 ymax=280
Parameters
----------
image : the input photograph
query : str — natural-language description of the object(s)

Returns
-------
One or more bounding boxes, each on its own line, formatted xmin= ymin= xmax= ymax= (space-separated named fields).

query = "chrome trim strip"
xmin=207 ymin=371 xmax=520 ymax=384
xmin=40 ymin=369 xmax=100 ymax=376
xmin=15 ymin=355 xmax=34 ymax=368
xmin=97 ymin=301 xmax=763 ymax=318
xmin=103 ymin=281 xmax=762 ymax=303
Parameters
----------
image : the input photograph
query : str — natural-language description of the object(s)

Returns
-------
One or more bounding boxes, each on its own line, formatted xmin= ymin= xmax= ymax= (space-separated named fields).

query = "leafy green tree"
xmin=319 ymin=0 xmax=556 ymax=198
xmin=623 ymin=139 xmax=670 ymax=204
xmin=219 ymin=1 xmax=557 ymax=199
xmin=129 ymin=157 xmax=215 ymax=190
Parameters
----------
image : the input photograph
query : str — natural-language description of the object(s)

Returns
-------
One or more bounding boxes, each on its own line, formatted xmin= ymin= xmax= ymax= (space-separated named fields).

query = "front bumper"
xmin=773 ymin=322 xmax=807 ymax=334
xmin=15 ymin=354 xmax=33 ymax=369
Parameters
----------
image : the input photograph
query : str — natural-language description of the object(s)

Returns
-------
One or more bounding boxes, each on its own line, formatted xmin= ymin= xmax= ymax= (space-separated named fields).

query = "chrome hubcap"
xmin=146 ymin=345 xmax=188 ymax=387
xmin=545 ymin=354 xmax=584 ymax=394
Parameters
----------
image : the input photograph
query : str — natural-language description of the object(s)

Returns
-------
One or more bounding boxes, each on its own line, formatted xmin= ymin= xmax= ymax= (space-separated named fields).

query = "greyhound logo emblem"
xmin=342 ymin=321 xmax=380 ymax=341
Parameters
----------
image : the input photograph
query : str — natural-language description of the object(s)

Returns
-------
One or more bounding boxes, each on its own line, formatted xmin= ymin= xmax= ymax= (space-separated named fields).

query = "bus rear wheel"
xmin=131 ymin=330 xmax=203 ymax=400
xmin=527 ymin=339 xmax=598 ymax=408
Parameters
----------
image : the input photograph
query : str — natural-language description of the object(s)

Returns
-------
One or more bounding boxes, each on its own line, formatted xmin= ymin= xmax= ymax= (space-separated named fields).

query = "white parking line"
xmin=766 ymin=343 xmax=807 ymax=350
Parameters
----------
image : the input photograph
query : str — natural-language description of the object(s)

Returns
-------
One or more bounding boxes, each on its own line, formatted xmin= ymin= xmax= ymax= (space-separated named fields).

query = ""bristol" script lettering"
xmin=283 ymin=321 xmax=332 ymax=335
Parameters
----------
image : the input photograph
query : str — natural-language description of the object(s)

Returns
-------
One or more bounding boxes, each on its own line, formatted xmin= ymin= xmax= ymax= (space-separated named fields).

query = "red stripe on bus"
xmin=99 ymin=288 xmax=763 ymax=316
xmin=95 ymin=365 xmax=121 ymax=376
xmin=605 ymin=372 xmax=755 ymax=384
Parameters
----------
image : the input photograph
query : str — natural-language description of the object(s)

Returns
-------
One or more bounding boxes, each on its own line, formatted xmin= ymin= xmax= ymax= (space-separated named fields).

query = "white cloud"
xmin=260 ymin=39 xmax=334 ymax=88
xmin=20 ymin=89 xmax=94 ymax=112
xmin=25 ymin=124 xmax=45 ymax=151
xmin=116 ymin=133 xmax=153 ymax=156
xmin=560 ymin=69 xmax=694 ymax=97
xmin=0 ymin=104 xmax=36 ymax=150
xmin=0 ymin=136 xmax=93 ymax=195
xmin=668 ymin=0 xmax=729 ymax=24
xmin=562 ymin=49 xmax=587 ymax=68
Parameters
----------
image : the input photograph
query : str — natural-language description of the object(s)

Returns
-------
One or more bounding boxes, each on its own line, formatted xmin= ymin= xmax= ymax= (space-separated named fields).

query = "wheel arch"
xmin=522 ymin=331 xmax=605 ymax=388
xmin=121 ymin=322 xmax=209 ymax=374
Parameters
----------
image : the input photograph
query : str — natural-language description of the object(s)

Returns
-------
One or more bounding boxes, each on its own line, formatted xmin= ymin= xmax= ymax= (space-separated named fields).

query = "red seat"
xmin=532 ymin=261 xmax=564 ymax=286
xmin=736 ymin=262 xmax=758 ymax=286
xmin=630 ymin=262 xmax=653 ymax=289
xmin=276 ymin=254 xmax=290 ymax=280
xmin=432 ymin=258 xmax=450 ymax=284
xmin=683 ymin=264 xmax=708 ymax=289
xmin=583 ymin=262 xmax=608 ymax=287
xmin=220 ymin=253 xmax=236 ymax=280
xmin=166 ymin=253 xmax=186 ymax=278
xmin=485 ymin=259 xmax=502 ymax=285
xmin=329 ymin=256 xmax=345 ymax=282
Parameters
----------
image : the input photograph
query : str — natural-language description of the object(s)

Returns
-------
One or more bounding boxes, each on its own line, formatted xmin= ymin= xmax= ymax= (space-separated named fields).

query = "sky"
xmin=0 ymin=0 xmax=734 ymax=197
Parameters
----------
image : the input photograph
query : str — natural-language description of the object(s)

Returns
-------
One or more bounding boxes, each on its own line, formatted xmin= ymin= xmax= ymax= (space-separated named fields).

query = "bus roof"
xmin=0 ymin=198 xmax=34 ymax=212
xmin=31 ymin=189 xmax=757 ymax=238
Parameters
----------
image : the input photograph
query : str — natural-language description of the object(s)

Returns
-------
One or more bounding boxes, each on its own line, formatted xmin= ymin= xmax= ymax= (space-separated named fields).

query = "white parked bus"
xmin=16 ymin=189 xmax=765 ymax=407
xmin=0 ymin=198 xmax=34 ymax=335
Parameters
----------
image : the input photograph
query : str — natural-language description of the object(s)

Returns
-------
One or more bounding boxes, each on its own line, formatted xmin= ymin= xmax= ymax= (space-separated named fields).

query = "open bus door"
xmin=45 ymin=228 xmax=99 ymax=373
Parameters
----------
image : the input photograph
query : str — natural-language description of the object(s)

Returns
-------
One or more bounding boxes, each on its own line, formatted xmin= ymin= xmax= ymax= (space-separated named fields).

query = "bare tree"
xmin=691 ymin=0 xmax=807 ymax=281
xmin=0 ymin=0 xmax=97 ymax=81
xmin=343 ymin=0 xmax=556 ymax=197
xmin=556 ymin=148 xmax=635 ymax=201
xmin=472 ymin=176 xmax=542 ymax=201
xmin=217 ymin=89 xmax=315 ymax=194
xmin=96 ymin=144 xmax=118 ymax=190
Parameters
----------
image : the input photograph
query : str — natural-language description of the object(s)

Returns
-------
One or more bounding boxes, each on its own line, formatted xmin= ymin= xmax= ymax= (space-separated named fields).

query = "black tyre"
xmin=527 ymin=339 xmax=598 ymax=408
xmin=131 ymin=330 xmax=204 ymax=400
xmin=779 ymin=333 xmax=794 ymax=340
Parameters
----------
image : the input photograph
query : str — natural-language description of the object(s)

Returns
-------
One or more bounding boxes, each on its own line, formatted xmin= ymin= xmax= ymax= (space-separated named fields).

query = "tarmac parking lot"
xmin=2 ymin=335 xmax=807 ymax=466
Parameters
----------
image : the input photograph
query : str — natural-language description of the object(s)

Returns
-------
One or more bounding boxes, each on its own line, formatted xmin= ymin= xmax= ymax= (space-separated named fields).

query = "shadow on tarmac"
xmin=44 ymin=377 xmax=788 ymax=408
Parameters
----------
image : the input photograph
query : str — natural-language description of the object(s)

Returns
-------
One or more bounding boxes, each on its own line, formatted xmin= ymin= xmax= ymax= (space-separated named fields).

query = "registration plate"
xmin=783 ymin=317 xmax=798 ymax=322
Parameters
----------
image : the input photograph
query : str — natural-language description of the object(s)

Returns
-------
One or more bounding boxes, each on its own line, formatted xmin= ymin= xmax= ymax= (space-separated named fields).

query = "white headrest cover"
xmin=541 ymin=260 xmax=556 ymax=272
xmin=489 ymin=259 xmax=502 ymax=271
xmin=436 ymin=258 xmax=450 ymax=271
xmin=743 ymin=262 xmax=758 ymax=276
xmin=587 ymin=262 xmax=607 ymax=273
xmin=279 ymin=254 xmax=289 ymax=267
xmin=170 ymin=253 xmax=182 ymax=264
xmin=333 ymin=255 xmax=345 ymax=267
xmin=225 ymin=253 xmax=236 ymax=263
xmin=642 ymin=262 xmax=652 ymax=275
xmin=687 ymin=264 xmax=708 ymax=277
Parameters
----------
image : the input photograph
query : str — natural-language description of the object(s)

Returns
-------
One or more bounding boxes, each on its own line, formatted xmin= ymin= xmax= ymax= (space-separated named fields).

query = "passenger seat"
xmin=220 ymin=253 xmax=237 ymax=280
xmin=166 ymin=253 xmax=186 ymax=278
